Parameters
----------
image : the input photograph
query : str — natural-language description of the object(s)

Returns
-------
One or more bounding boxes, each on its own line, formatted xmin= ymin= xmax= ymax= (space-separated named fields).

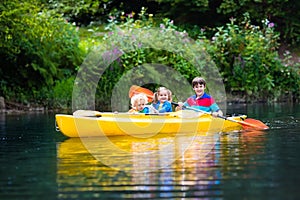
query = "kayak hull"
xmin=55 ymin=112 xmax=246 ymax=137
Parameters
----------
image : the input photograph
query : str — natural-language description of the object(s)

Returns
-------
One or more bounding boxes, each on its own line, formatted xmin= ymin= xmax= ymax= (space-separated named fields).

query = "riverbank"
xmin=0 ymin=97 xmax=61 ymax=114
xmin=1 ymin=93 xmax=298 ymax=114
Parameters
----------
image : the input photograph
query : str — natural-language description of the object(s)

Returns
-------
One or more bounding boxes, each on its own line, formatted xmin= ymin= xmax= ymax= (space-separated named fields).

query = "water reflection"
xmin=218 ymin=130 xmax=268 ymax=184
xmin=1 ymin=103 xmax=298 ymax=199
xmin=56 ymin=130 xmax=268 ymax=199
xmin=56 ymin=133 xmax=217 ymax=198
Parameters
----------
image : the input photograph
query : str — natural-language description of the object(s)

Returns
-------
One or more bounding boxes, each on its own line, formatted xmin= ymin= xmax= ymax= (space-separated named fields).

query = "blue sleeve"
xmin=144 ymin=107 xmax=150 ymax=113
xmin=166 ymin=102 xmax=173 ymax=112
xmin=159 ymin=102 xmax=173 ymax=113
xmin=183 ymin=101 xmax=189 ymax=109
xmin=139 ymin=107 xmax=150 ymax=113
xmin=152 ymin=103 xmax=158 ymax=110
xmin=210 ymin=103 xmax=220 ymax=112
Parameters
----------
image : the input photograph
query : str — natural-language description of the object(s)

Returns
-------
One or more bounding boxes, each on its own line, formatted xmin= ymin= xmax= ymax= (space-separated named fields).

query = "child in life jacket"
xmin=128 ymin=93 xmax=150 ymax=113
xmin=176 ymin=77 xmax=223 ymax=117
xmin=152 ymin=87 xmax=173 ymax=113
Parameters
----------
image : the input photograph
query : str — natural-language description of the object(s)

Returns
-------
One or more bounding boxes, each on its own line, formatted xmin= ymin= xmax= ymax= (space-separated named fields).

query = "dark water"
xmin=0 ymin=103 xmax=299 ymax=199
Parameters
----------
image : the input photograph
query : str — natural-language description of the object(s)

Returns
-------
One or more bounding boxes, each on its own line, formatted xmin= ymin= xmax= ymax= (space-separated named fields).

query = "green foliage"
xmin=1 ymin=1 xmax=299 ymax=109
xmin=0 ymin=0 xmax=83 ymax=103
xmin=73 ymin=9 xmax=300 ymax=110
xmin=45 ymin=0 xmax=300 ymax=46
xmin=52 ymin=77 xmax=75 ymax=109
xmin=218 ymin=0 xmax=289 ymax=17
xmin=155 ymin=0 xmax=209 ymax=12
xmin=46 ymin=0 xmax=111 ymax=26
xmin=217 ymin=0 xmax=300 ymax=45
xmin=90 ymin=9 xmax=210 ymax=109
xmin=278 ymin=51 xmax=300 ymax=101
xmin=201 ymin=13 xmax=300 ymax=101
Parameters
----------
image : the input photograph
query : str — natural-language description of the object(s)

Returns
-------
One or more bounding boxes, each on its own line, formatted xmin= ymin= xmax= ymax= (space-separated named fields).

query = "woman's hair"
xmin=131 ymin=93 xmax=148 ymax=108
xmin=192 ymin=77 xmax=206 ymax=87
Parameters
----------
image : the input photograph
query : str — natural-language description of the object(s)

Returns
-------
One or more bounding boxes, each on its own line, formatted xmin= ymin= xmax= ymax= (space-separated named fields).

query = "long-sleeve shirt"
xmin=183 ymin=93 xmax=220 ymax=112
xmin=152 ymin=101 xmax=172 ymax=113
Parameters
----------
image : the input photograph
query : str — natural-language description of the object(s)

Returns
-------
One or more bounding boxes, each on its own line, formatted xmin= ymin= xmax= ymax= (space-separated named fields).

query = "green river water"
xmin=0 ymin=103 xmax=299 ymax=199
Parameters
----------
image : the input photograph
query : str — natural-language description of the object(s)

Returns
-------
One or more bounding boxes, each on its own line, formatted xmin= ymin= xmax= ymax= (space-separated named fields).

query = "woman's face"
xmin=158 ymin=90 xmax=169 ymax=103
xmin=193 ymin=83 xmax=206 ymax=97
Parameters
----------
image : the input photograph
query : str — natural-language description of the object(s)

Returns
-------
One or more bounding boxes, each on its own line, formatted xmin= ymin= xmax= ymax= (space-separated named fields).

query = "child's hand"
xmin=178 ymin=102 xmax=184 ymax=107
xmin=212 ymin=110 xmax=223 ymax=117
xmin=175 ymin=102 xmax=183 ymax=111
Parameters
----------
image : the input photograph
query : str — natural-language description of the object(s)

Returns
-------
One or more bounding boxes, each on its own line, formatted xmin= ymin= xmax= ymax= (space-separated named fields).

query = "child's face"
xmin=136 ymin=99 xmax=146 ymax=111
xmin=193 ymin=83 xmax=206 ymax=97
xmin=158 ymin=90 xmax=169 ymax=103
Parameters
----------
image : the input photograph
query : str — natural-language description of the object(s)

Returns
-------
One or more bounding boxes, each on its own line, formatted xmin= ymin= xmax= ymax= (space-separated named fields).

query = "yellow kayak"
xmin=55 ymin=110 xmax=246 ymax=137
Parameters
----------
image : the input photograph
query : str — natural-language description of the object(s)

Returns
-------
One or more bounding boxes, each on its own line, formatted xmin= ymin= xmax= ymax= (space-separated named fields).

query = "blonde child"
xmin=152 ymin=87 xmax=173 ymax=113
xmin=152 ymin=89 xmax=172 ymax=104
xmin=128 ymin=93 xmax=150 ymax=113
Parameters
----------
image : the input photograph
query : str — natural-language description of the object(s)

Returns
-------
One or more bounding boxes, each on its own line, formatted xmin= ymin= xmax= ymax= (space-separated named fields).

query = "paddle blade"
xmin=129 ymin=85 xmax=154 ymax=102
xmin=242 ymin=118 xmax=269 ymax=130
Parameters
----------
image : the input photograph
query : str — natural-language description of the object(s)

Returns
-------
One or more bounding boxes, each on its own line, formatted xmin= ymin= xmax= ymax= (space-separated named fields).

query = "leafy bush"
xmin=76 ymin=9 xmax=299 ymax=111
xmin=46 ymin=0 xmax=107 ymax=26
xmin=52 ymin=77 xmax=75 ymax=109
xmin=200 ymin=13 xmax=300 ymax=101
xmin=217 ymin=0 xmax=300 ymax=46
xmin=80 ymin=9 xmax=211 ymax=110
xmin=0 ymin=0 xmax=83 ymax=103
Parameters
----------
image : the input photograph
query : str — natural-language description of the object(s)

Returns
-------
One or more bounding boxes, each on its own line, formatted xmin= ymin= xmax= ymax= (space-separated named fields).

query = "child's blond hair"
xmin=131 ymin=93 xmax=148 ymax=109
xmin=155 ymin=87 xmax=172 ymax=102
xmin=167 ymin=89 xmax=172 ymax=102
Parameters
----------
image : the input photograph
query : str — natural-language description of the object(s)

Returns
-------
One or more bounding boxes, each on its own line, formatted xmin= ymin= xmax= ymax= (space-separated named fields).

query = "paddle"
xmin=129 ymin=85 xmax=154 ymax=102
xmin=171 ymin=102 xmax=269 ymax=130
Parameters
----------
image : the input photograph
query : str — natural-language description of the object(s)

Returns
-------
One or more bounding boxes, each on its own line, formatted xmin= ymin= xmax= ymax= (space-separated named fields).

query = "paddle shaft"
xmin=171 ymin=102 xmax=260 ymax=128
